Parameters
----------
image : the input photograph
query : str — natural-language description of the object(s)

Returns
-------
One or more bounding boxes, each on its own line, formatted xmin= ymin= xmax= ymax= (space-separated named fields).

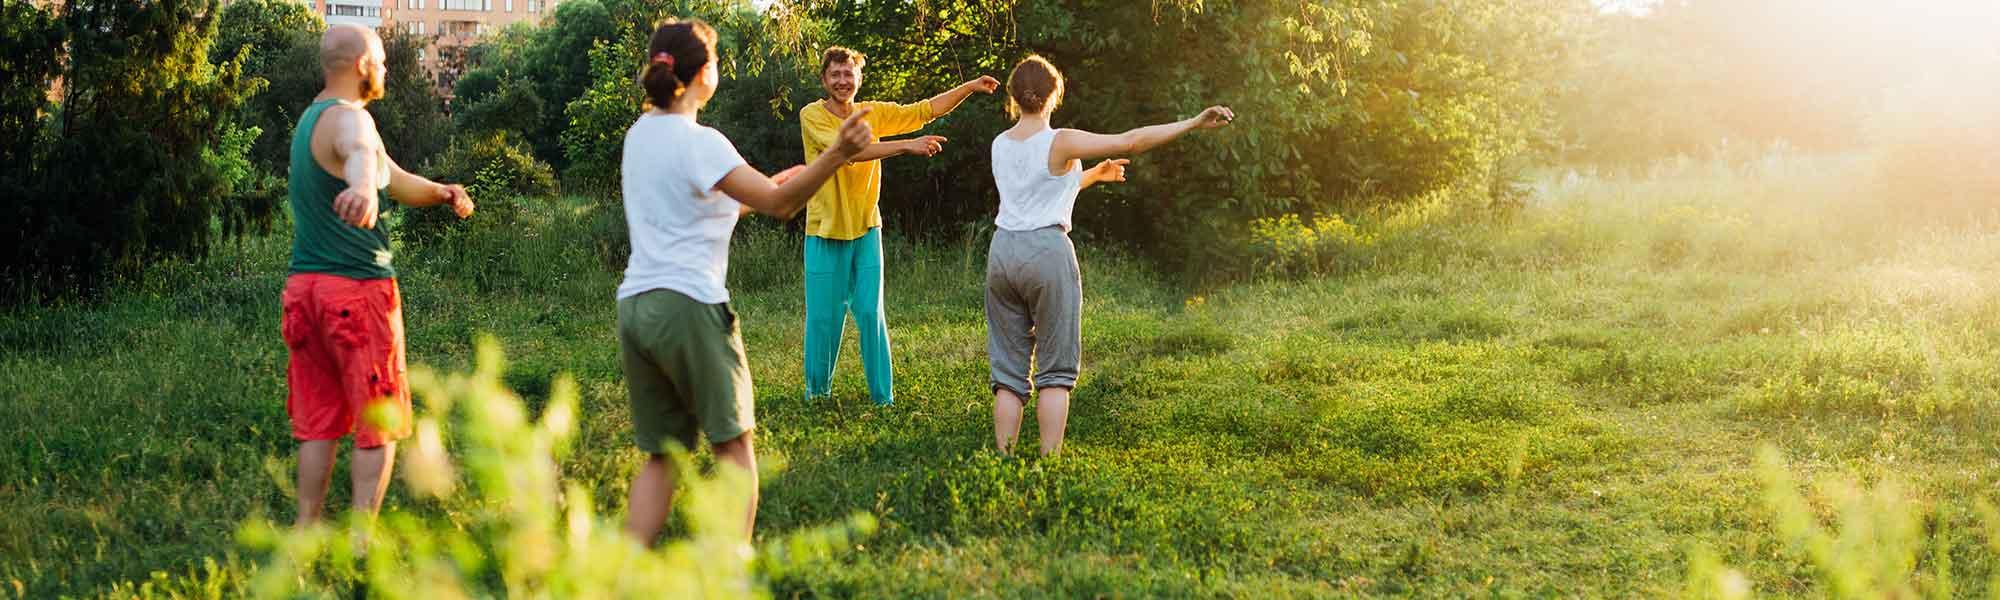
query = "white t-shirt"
xmin=991 ymin=128 xmax=1084 ymax=232
xmin=616 ymin=113 xmax=748 ymax=303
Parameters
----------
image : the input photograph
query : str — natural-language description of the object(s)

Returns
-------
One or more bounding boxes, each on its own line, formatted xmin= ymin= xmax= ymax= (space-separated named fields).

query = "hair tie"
xmin=652 ymin=52 xmax=676 ymax=69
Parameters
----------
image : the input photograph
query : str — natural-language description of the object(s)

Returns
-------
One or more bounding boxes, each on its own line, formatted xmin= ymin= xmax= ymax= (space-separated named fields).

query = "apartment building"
xmin=283 ymin=0 xmax=390 ymax=28
xmin=390 ymin=0 xmax=563 ymax=99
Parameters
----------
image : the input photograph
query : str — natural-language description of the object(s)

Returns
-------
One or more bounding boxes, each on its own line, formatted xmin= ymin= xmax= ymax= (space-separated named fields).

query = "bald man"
xmin=280 ymin=24 xmax=473 ymax=528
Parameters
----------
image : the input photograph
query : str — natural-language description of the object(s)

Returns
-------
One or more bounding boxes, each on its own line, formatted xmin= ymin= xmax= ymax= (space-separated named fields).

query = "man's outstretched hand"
xmin=442 ymin=184 xmax=475 ymax=219
xmin=967 ymin=75 xmax=1001 ymax=94
xmin=906 ymin=135 xmax=948 ymax=157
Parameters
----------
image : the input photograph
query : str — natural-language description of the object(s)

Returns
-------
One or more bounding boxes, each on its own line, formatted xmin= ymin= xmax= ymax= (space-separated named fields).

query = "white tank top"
xmin=990 ymin=128 xmax=1083 ymax=232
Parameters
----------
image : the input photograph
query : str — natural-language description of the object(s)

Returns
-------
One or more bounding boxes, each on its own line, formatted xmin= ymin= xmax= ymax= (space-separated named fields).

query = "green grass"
xmin=9 ymin=154 xmax=2000 ymax=597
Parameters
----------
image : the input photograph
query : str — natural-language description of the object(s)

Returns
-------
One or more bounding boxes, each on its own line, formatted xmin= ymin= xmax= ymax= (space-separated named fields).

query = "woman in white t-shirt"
xmin=617 ymin=19 xmax=874 ymax=546
xmin=985 ymin=55 xmax=1233 ymax=456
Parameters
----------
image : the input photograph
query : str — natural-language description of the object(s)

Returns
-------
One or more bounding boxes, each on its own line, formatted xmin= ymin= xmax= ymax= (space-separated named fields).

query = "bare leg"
xmin=712 ymin=432 xmax=759 ymax=540
xmin=349 ymin=441 xmax=397 ymax=516
xmin=1036 ymin=387 xmax=1071 ymax=456
xmin=295 ymin=440 xmax=338 ymax=528
xmin=625 ymin=454 xmax=679 ymax=546
xmin=994 ymin=388 xmax=1026 ymax=454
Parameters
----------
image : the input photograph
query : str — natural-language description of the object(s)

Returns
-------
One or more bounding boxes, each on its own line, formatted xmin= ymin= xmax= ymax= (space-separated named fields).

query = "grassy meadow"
xmin=8 ymin=152 xmax=2000 ymax=597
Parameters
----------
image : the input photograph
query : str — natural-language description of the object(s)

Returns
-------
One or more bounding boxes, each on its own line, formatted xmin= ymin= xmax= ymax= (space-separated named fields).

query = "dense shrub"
xmin=403 ymin=132 xmax=558 ymax=246
xmin=3 ymin=0 xmax=271 ymax=301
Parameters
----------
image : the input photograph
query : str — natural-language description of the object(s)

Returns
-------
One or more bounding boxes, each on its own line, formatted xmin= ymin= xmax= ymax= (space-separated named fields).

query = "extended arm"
xmin=385 ymin=157 xmax=475 ymax=218
xmin=926 ymin=75 xmax=1000 ymax=117
xmin=846 ymin=135 xmax=949 ymax=162
xmin=721 ymin=107 xmax=876 ymax=219
xmin=1049 ymin=106 xmax=1236 ymax=167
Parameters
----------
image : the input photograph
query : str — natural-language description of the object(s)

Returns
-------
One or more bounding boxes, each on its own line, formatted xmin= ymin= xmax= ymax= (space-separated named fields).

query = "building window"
xmin=327 ymin=4 xmax=381 ymax=17
xmin=505 ymin=0 xmax=513 ymax=12
xmin=529 ymin=0 xmax=539 ymax=13
xmin=440 ymin=0 xmax=491 ymax=10
xmin=441 ymin=20 xmax=485 ymax=36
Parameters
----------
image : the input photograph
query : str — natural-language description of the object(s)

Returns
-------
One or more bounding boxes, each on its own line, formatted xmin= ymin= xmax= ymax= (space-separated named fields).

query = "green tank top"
xmin=288 ymin=98 xmax=395 ymax=279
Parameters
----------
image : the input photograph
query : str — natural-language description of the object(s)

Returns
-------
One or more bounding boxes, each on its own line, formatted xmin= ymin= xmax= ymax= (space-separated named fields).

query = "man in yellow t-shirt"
xmin=800 ymin=46 xmax=998 ymax=406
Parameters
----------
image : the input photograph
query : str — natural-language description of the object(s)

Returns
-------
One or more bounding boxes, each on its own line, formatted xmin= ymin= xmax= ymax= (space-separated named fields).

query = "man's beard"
xmin=360 ymin=74 xmax=386 ymax=101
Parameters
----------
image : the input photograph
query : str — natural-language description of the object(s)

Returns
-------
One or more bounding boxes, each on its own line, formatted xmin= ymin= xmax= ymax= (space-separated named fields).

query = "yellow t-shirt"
xmin=800 ymin=99 xmax=936 ymax=240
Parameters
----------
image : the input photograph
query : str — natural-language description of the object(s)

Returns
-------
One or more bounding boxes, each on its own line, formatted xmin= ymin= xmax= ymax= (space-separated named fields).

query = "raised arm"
xmin=1049 ymin=106 xmax=1235 ymax=169
xmin=926 ymin=76 xmax=1000 ymax=118
xmin=721 ymin=107 xmax=875 ymax=219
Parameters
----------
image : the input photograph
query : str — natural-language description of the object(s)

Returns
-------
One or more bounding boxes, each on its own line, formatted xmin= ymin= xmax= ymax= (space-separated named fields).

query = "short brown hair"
xmin=820 ymin=46 xmax=865 ymax=75
xmin=1007 ymin=55 xmax=1064 ymax=118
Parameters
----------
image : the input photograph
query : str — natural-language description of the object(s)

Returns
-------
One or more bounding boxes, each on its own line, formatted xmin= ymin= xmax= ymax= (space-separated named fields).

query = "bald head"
xmin=320 ymin=24 xmax=387 ymax=101
xmin=320 ymin=24 xmax=382 ymax=74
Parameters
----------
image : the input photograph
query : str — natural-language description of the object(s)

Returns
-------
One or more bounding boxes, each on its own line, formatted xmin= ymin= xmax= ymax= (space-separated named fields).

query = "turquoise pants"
xmin=803 ymin=228 xmax=894 ymax=405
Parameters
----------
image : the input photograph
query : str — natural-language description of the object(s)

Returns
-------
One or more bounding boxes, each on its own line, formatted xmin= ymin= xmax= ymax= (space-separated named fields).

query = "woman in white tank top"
xmin=984 ymin=55 xmax=1234 ymax=456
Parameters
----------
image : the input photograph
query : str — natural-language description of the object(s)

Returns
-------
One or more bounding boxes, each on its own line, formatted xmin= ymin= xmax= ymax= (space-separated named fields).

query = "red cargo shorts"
xmin=279 ymin=273 xmax=411 ymax=448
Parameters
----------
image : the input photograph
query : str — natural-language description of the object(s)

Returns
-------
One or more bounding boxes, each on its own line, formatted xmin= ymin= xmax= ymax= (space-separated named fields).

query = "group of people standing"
xmin=277 ymin=20 xmax=1232 ymax=544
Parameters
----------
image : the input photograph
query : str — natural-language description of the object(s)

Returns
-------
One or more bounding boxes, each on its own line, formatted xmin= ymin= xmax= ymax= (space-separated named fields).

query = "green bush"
xmin=204 ymin=122 xmax=286 ymax=240
xmin=454 ymin=76 xmax=546 ymax=138
xmin=218 ymin=339 xmax=878 ymax=598
xmin=1687 ymin=446 xmax=1985 ymax=599
xmin=404 ymin=132 xmax=557 ymax=246
xmin=1247 ymin=213 xmax=1377 ymax=278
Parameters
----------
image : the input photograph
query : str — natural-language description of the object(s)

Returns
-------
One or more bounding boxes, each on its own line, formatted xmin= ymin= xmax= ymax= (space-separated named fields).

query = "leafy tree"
xmin=11 ymin=0 xmax=270 ymax=299
xmin=373 ymin=27 xmax=452 ymax=169
xmin=452 ymin=20 xmax=539 ymax=105
xmin=0 ymin=0 xmax=64 ymax=191
xmin=452 ymin=1 xmax=617 ymax=166
xmin=519 ymin=0 xmax=617 ymax=165
xmin=778 ymin=0 xmax=1590 ymax=275
xmin=451 ymin=66 xmax=507 ymax=107
xmin=213 ymin=0 xmax=321 ymax=75
xmin=560 ymin=40 xmax=644 ymax=189
xmin=216 ymin=0 xmax=325 ymax=173
xmin=563 ymin=0 xmax=822 ymax=189
xmin=455 ymin=77 xmax=547 ymax=138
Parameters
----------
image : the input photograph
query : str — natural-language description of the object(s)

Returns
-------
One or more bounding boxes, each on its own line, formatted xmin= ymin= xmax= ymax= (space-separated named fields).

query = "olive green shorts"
xmin=616 ymin=288 xmax=755 ymax=454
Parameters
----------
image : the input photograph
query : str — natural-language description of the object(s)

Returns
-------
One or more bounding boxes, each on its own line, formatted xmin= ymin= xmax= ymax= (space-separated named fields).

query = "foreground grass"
xmin=7 ymin=154 xmax=2000 ymax=597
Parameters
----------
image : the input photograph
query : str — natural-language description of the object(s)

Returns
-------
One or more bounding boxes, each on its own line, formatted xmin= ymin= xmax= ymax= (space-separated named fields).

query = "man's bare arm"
xmin=387 ymin=157 xmax=475 ymax=218
xmin=325 ymin=107 xmax=386 ymax=229
xmin=926 ymin=76 xmax=1000 ymax=117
